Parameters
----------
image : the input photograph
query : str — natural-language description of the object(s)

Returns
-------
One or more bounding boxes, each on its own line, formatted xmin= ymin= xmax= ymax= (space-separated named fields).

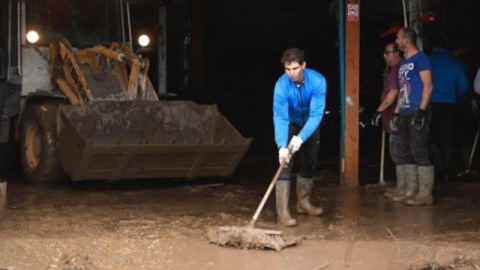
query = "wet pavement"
xmin=1 ymin=156 xmax=480 ymax=269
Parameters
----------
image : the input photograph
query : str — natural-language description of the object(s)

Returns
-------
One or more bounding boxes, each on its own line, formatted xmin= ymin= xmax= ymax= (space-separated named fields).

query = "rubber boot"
xmin=296 ymin=175 xmax=323 ymax=216
xmin=391 ymin=164 xmax=418 ymax=202
xmin=406 ymin=165 xmax=434 ymax=206
xmin=384 ymin=165 xmax=406 ymax=198
xmin=276 ymin=181 xmax=297 ymax=226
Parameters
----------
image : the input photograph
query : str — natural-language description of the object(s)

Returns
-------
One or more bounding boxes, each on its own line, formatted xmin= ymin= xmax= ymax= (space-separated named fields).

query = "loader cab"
xmin=3 ymin=0 xmax=133 ymax=92
xmin=1 ymin=0 xmax=153 ymax=84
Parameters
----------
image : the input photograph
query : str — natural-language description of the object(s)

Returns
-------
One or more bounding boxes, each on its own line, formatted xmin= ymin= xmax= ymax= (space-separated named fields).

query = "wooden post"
xmin=343 ymin=0 xmax=360 ymax=187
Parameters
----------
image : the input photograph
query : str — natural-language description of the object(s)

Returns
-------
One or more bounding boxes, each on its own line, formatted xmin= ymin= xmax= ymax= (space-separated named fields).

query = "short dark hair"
xmin=390 ymin=43 xmax=400 ymax=52
xmin=280 ymin=48 xmax=305 ymax=65
xmin=401 ymin=27 xmax=417 ymax=45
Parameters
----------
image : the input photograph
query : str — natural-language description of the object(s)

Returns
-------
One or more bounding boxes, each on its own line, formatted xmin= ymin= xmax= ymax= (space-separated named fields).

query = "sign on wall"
xmin=347 ymin=4 xmax=359 ymax=21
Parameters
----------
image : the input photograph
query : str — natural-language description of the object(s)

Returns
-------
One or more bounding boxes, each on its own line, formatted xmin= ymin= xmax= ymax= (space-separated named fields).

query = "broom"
xmin=365 ymin=129 xmax=390 ymax=193
xmin=457 ymin=123 xmax=480 ymax=178
xmin=207 ymin=161 xmax=298 ymax=251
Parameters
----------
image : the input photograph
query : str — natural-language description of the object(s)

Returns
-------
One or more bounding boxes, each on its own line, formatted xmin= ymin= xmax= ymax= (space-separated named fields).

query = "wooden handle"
xmin=379 ymin=129 xmax=385 ymax=184
xmin=248 ymin=161 xmax=286 ymax=227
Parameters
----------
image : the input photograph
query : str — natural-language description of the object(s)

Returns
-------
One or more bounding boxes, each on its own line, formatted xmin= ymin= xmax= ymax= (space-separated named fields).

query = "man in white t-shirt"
xmin=474 ymin=67 xmax=480 ymax=95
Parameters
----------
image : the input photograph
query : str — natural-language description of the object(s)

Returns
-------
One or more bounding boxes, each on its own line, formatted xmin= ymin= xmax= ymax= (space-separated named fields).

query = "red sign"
xmin=347 ymin=4 xmax=359 ymax=21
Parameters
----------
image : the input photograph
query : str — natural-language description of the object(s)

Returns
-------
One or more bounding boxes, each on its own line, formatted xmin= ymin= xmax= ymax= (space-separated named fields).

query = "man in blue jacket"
xmin=428 ymin=40 xmax=468 ymax=182
xmin=273 ymin=48 xmax=326 ymax=226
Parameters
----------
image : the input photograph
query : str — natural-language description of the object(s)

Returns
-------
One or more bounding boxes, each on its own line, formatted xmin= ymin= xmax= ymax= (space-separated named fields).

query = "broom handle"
xmin=467 ymin=124 xmax=480 ymax=170
xmin=248 ymin=161 xmax=286 ymax=227
xmin=379 ymin=129 xmax=386 ymax=184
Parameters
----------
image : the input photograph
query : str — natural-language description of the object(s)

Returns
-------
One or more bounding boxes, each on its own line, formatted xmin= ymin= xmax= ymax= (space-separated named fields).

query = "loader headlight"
xmin=26 ymin=30 xmax=40 ymax=44
xmin=138 ymin=34 xmax=150 ymax=47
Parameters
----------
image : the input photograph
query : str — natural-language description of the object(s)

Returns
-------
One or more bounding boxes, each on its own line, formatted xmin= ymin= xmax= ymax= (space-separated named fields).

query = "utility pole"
xmin=158 ymin=2 xmax=167 ymax=94
xmin=409 ymin=0 xmax=424 ymax=50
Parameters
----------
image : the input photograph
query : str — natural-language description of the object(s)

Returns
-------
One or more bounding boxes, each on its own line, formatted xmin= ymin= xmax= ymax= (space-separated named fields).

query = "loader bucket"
xmin=57 ymin=100 xmax=252 ymax=181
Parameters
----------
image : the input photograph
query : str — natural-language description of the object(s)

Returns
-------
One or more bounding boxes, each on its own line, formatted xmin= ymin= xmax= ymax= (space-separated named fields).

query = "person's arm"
xmin=273 ymin=80 xmax=290 ymax=148
xmin=456 ymin=64 xmax=469 ymax=99
xmin=419 ymin=70 xmax=433 ymax=110
xmin=297 ymin=78 xmax=327 ymax=141
xmin=376 ymin=89 xmax=399 ymax=112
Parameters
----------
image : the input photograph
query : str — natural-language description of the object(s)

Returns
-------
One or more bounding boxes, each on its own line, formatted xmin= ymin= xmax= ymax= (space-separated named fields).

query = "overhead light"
xmin=138 ymin=34 xmax=150 ymax=47
xmin=26 ymin=30 xmax=40 ymax=44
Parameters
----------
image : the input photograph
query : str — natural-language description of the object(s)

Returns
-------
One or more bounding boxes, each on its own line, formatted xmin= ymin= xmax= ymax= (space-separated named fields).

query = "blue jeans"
xmin=278 ymin=123 xmax=320 ymax=181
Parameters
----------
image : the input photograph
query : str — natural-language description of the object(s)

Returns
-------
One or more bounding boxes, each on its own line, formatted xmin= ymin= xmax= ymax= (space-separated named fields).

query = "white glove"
xmin=278 ymin=147 xmax=291 ymax=165
xmin=288 ymin=135 xmax=303 ymax=154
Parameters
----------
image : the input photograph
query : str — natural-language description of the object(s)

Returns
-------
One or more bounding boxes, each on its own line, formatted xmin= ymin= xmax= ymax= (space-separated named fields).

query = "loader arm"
xmin=51 ymin=41 xmax=158 ymax=103
xmin=58 ymin=42 xmax=93 ymax=103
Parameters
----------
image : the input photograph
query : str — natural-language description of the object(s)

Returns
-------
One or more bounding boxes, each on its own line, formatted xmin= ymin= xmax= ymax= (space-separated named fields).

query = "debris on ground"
xmin=413 ymin=257 xmax=480 ymax=270
xmin=207 ymin=226 xmax=299 ymax=251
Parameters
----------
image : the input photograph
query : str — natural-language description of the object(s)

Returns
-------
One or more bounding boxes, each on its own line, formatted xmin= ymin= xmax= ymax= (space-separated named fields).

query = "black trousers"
xmin=399 ymin=110 xmax=431 ymax=166
xmin=429 ymin=103 xmax=455 ymax=173
xmin=278 ymin=123 xmax=320 ymax=181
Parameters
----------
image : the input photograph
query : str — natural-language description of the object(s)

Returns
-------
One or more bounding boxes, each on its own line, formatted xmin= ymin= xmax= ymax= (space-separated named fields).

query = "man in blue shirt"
xmin=428 ymin=41 xmax=468 ymax=182
xmin=390 ymin=28 xmax=434 ymax=206
xmin=273 ymin=48 xmax=326 ymax=226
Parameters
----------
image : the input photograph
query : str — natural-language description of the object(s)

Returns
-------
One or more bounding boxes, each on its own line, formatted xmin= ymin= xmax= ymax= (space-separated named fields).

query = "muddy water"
xmin=1 ymin=160 xmax=480 ymax=269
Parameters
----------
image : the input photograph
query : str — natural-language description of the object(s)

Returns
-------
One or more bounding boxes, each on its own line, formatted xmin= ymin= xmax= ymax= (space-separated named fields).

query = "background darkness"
xmin=127 ymin=0 xmax=480 ymax=177
xmin=1 ymin=0 xmax=479 ymax=174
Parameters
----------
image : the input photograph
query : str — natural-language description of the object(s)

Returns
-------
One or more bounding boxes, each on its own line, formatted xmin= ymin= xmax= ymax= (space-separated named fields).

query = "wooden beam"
xmin=344 ymin=0 xmax=360 ymax=187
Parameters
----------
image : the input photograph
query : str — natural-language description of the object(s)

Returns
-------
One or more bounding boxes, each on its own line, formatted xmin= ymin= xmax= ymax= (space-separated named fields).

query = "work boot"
xmin=296 ymin=175 xmax=323 ymax=216
xmin=276 ymin=180 xmax=296 ymax=226
xmin=384 ymin=165 xmax=406 ymax=198
xmin=391 ymin=164 xmax=418 ymax=202
xmin=406 ymin=165 xmax=434 ymax=206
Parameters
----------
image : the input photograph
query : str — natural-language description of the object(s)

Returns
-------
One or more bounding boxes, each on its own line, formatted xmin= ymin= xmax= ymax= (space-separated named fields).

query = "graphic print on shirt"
xmin=398 ymin=62 xmax=414 ymax=109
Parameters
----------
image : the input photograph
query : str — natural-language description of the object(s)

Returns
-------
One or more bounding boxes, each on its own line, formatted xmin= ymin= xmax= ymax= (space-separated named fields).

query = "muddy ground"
xmin=1 ymin=155 xmax=480 ymax=270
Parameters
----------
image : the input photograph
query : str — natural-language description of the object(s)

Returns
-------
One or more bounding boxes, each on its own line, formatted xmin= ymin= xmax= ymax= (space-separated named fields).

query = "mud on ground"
xmin=1 ymin=159 xmax=480 ymax=269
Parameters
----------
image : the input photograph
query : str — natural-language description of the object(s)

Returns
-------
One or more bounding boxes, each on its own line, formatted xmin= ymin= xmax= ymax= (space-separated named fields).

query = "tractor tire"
xmin=19 ymin=103 xmax=67 ymax=184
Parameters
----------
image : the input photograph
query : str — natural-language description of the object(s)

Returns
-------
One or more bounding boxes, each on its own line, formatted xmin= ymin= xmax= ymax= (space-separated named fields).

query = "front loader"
xmin=1 ymin=0 xmax=251 ymax=183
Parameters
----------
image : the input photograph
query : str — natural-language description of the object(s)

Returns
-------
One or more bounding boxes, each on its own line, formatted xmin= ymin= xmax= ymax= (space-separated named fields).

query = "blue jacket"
xmin=429 ymin=48 xmax=468 ymax=104
xmin=273 ymin=68 xmax=327 ymax=148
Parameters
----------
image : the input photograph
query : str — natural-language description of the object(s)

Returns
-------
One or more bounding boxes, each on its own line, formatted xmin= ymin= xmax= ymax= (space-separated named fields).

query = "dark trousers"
xmin=454 ymin=103 xmax=477 ymax=171
xmin=389 ymin=134 xmax=406 ymax=165
xmin=399 ymin=110 xmax=431 ymax=166
xmin=429 ymin=103 xmax=455 ymax=174
xmin=278 ymin=123 xmax=320 ymax=181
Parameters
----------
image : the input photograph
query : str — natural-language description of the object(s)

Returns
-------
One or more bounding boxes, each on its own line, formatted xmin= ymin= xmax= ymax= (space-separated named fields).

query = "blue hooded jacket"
xmin=429 ymin=48 xmax=468 ymax=104
xmin=273 ymin=68 xmax=327 ymax=148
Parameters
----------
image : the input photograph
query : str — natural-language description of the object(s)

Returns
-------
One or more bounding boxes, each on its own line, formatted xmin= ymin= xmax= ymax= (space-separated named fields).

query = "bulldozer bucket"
xmin=57 ymin=101 xmax=252 ymax=181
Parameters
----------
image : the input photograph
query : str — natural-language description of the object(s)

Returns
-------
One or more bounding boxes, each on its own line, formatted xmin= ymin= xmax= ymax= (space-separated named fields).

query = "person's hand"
xmin=411 ymin=109 xmax=426 ymax=131
xmin=390 ymin=113 xmax=399 ymax=131
xmin=288 ymin=135 xmax=303 ymax=154
xmin=278 ymin=147 xmax=291 ymax=165
xmin=370 ymin=111 xmax=382 ymax=126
